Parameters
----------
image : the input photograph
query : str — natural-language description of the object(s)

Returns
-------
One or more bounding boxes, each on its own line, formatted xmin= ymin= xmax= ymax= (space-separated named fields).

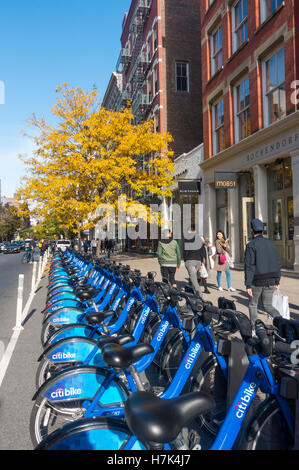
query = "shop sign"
xmin=214 ymin=172 xmax=236 ymax=189
xmin=178 ymin=180 xmax=201 ymax=194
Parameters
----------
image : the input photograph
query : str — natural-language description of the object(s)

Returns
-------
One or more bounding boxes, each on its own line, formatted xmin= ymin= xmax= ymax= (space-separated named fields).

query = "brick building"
xmin=200 ymin=0 xmax=299 ymax=271
xmin=119 ymin=0 xmax=203 ymax=157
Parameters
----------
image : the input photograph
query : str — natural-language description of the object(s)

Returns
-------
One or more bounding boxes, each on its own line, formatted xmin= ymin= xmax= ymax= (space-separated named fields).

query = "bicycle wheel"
xmin=36 ymin=417 xmax=147 ymax=450
xmin=30 ymin=367 xmax=129 ymax=446
xmin=140 ymin=312 xmax=161 ymax=368
xmin=35 ymin=358 xmax=83 ymax=389
xmin=191 ymin=355 xmax=227 ymax=437
xmin=160 ymin=330 xmax=189 ymax=386
xmin=21 ymin=253 xmax=29 ymax=264
xmin=242 ymin=397 xmax=294 ymax=450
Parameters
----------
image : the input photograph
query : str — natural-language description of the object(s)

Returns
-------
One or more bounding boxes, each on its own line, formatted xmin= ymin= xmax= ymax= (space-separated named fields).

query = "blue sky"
xmin=0 ymin=0 xmax=131 ymax=198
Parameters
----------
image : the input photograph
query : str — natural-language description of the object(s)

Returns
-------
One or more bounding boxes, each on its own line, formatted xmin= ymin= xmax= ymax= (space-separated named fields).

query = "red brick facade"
xmin=200 ymin=0 xmax=298 ymax=160
xmin=120 ymin=0 xmax=203 ymax=158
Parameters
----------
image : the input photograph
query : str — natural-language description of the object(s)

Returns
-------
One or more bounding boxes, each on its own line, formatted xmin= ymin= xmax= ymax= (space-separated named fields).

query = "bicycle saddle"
xmin=85 ymin=310 xmax=115 ymax=325
xmin=97 ymin=334 xmax=134 ymax=348
xmin=125 ymin=391 xmax=215 ymax=445
xmin=102 ymin=343 xmax=154 ymax=371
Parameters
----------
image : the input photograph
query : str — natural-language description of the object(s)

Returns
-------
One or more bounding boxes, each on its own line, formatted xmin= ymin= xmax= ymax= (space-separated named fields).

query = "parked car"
xmin=5 ymin=243 xmax=20 ymax=254
xmin=0 ymin=243 xmax=6 ymax=253
xmin=55 ymin=239 xmax=71 ymax=252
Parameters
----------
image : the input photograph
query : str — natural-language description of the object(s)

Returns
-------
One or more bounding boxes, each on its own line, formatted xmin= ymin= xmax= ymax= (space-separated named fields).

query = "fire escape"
xmin=121 ymin=0 xmax=152 ymax=121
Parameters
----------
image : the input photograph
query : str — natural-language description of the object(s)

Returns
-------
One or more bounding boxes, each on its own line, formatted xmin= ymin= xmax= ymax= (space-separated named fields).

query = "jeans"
xmin=217 ymin=269 xmax=231 ymax=288
xmin=249 ymin=285 xmax=280 ymax=328
xmin=185 ymin=260 xmax=202 ymax=296
xmin=160 ymin=266 xmax=177 ymax=286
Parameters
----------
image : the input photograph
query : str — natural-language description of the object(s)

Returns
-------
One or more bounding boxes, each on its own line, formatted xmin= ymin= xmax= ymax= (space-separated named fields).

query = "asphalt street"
xmin=0 ymin=251 xmax=46 ymax=450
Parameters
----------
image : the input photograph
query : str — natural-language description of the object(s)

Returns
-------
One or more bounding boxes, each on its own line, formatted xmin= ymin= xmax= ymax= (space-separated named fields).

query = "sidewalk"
xmin=111 ymin=252 xmax=299 ymax=323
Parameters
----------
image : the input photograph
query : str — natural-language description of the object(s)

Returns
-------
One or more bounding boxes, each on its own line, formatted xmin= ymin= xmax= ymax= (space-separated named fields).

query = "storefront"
xmin=200 ymin=111 xmax=299 ymax=271
xmin=172 ymin=144 xmax=204 ymax=249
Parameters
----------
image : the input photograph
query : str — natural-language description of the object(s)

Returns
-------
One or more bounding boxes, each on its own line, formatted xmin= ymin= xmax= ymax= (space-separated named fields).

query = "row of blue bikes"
xmin=31 ymin=249 xmax=299 ymax=450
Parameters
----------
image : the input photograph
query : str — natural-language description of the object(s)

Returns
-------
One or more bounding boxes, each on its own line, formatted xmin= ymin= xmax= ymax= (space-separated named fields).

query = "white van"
xmin=55 ymin=239 xmax=71 ymax=252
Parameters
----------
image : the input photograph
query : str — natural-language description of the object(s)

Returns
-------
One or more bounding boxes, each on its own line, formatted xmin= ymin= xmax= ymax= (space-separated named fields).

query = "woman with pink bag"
xmin=213 ymin=230 xmax=235 ymax=292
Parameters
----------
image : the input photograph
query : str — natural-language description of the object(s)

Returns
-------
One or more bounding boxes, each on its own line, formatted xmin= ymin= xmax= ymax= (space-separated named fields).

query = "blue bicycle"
xmin=35 ymin=318 xmax=299 ymax=450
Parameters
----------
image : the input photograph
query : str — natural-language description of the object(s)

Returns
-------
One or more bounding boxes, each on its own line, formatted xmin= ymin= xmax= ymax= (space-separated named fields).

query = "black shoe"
xmin=204 ymin=288 xmax=210 ymax=294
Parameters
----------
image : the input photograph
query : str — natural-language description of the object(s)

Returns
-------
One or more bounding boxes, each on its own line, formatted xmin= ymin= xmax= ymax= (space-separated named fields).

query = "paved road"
xmin=0 ymin=251 xmax=46 ymax=450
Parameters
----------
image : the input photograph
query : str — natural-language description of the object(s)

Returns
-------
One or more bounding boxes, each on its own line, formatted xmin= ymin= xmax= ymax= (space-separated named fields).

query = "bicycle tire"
xmin=159 ymin=329 xmax=189 ymax=386
xmin=21 ymin=253 xmax=30 ymax=264
xmin=191 ymin=355 xmax=227 ymax=437
xmin=35 ymin=417 xmax=147 ymax=450
xmin=242 ymin=396 xmax=294 ymax=450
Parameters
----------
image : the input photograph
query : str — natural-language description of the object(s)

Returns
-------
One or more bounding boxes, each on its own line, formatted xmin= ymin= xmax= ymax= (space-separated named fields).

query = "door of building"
xmin=269 ymin=191 xmax=294 ymax=269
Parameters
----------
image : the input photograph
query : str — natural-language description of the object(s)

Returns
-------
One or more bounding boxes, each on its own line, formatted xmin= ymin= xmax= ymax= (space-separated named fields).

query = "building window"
xmin=232 ymin=0 xmax=248 ymax=53
xmin=154 ymin=66 xmax=158 ymax=94
xmin=175 ymin=62 xmax=189 ymax=92
xmin=260 ymin=0 xmax=283 ymax=23
xmin=153 ymin=26 xmax=158 ymax=50
xmin=234 ymin=76 xmax=251 ymax=142
xmin=264 ymin=48 xmax=286 ymax=125
xmin=210 ymin=25 xmax=223 ymax=76
xmin=212 ymin=98 xmax=225 ymax=154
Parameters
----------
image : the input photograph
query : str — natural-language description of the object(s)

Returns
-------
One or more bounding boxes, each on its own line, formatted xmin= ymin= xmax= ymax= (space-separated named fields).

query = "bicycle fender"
xmin=38 ymin=336 xmax=97 ymax=361
xmin=33 ymin=366 xmax=128 ymax=405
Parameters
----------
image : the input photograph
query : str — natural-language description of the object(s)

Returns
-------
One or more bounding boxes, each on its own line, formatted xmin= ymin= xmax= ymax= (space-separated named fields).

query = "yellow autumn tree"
xmin=16 ymin=84 xmax=174 ymax=234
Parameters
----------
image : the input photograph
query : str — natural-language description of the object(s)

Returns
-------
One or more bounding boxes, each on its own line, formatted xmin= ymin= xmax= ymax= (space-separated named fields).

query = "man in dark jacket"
xmin=244 ymin=218 xmax=281 ymax=328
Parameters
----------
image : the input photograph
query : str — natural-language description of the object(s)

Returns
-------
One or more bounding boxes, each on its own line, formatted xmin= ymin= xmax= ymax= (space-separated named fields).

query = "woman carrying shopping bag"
xmin=214 ymin=230 xmax=235 ymax=292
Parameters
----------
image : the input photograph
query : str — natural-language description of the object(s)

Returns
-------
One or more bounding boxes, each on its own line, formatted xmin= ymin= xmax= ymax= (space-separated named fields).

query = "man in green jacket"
xmin=157 ymin=229 xmax=181 ymax=288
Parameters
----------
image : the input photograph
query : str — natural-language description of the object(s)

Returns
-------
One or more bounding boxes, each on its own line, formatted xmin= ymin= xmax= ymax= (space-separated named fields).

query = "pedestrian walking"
xmin=244 ymin=218 xmax=282 ymax=329
xmin=213 ymin=230 xmax=235 ymax=292
xmin=183 ymin=225 xmax=203 ymax=297
xmin=105 ymin=238 xmax=113 ymax=259
xmin=197 ymin=236 xmax=212 ymax=294
xmin=91 ymin=239 xmax=97 ymax=256
xmin=83 ymin=239 xmax=90 ymax=254
xmin=157 ymin=229 xmax=181 ymax=288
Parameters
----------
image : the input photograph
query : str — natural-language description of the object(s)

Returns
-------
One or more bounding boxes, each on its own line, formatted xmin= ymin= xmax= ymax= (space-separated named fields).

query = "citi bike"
xmin=36 ymin=315 xmax=299 ymax=450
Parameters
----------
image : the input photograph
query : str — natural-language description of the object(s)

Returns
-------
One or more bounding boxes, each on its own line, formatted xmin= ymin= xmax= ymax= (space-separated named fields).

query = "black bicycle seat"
xmin=98 ymin=334 xmax=134 ymax=348
xmin=102 ymin=343 xmax=154 ymax=371
xmin=85 ymin=310 xmax=115 ymax=325
xmin=124 ymin=391 xmax=215 ymax=445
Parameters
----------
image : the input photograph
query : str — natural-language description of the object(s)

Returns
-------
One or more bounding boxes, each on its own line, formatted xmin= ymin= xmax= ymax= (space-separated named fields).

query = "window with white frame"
xmin=175 ymin=62 xmax=189 ymax=92
xmin=232 ymin=0 xmax=248 ymax=53
xmin=260 ymin=0 xmax=284 ymax=24
xmin=263 ymin=47 xmax=286 ymax=125
xmin=212 ymin=97 xmax=225 ymax=154
xmin=210 ymin=24 xmax=223 ymax=77
xmin=234 ymin=76 xmax=251 ymax=142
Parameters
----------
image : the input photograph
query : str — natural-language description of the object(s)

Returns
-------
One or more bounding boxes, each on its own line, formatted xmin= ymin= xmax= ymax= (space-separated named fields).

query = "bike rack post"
xmin=13 ymin=274 xmax=24 ymax=331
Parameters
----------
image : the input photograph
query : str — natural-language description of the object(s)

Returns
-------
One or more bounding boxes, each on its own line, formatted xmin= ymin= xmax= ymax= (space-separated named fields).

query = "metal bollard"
xmin=13 ymin=274 xmax=24 ymax=331
xmin=31 ymin=260 xmax=37 ymax=294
